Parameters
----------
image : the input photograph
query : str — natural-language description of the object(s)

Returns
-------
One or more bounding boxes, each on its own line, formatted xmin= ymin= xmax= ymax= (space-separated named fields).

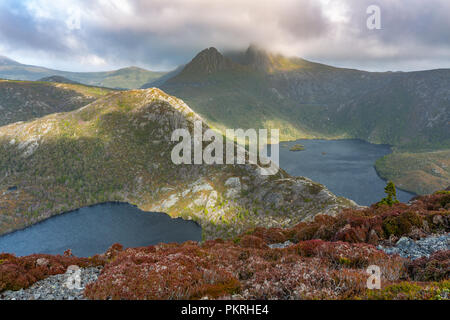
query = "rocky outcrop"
xmin=378 ymin=234 xmax=449 ymax=259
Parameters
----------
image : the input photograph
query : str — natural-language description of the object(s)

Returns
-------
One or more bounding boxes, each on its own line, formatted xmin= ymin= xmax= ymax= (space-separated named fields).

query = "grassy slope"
xmin=0 ymin=80 xmax=114 ymax=127
xmin=0 ymin=88 xmax=355 ymax=239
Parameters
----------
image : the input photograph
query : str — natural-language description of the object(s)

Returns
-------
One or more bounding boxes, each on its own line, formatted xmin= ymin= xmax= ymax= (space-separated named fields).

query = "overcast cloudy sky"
xmin=0 ymin=0 xmax=449 ymax=72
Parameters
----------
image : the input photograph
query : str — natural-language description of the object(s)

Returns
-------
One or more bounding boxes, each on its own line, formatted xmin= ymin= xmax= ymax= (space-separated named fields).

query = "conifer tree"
xmin=379 ymin=181 xmax=399 ymax=206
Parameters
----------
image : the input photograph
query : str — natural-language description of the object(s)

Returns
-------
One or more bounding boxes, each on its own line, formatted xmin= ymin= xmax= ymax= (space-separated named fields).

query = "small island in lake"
xmin=290 ymin=144 xmax=305 ymax=152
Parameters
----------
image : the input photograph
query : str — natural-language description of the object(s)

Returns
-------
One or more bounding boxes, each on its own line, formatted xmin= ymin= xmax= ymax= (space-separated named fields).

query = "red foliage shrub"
xmin=406 ymin=250 xmax=450 ymax=282
xmin=84 ymin=243 xmax=241 ymax=300
xmin=0 ymin=253 xmax=106 ymax=292
xmin=104 ymin=243 xmax=124 ymax=260
xmin=238 ymin=235 xmax=268 ymax=249
xmin=245 ymin=193 xmax=449 ymax=246
xmin=83 ymin=238 xmax=406 ymax=300
xmin=247 ymin=227 xmax=288 ymax=244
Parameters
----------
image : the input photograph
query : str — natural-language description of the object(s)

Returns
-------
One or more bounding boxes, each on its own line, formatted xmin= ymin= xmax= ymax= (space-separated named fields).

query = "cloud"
xmin=0 ymin=0 xmax=449 ymax=71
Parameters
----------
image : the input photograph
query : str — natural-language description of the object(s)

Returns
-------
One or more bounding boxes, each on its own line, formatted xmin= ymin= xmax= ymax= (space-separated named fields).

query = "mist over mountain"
xmin=0 ymin=45 xmax=447 ymax=195
xmin=0 ymin=56 xmax=21 ymax=67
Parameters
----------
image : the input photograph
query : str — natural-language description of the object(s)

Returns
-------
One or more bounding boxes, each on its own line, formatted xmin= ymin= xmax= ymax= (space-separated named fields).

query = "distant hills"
xmin=0 ymin=55 xmax=165 ymax=89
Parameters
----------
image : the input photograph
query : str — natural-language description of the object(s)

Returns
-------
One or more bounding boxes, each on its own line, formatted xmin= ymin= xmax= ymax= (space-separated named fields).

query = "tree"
xmin=379 ymin=181 xmax=399 ymax=206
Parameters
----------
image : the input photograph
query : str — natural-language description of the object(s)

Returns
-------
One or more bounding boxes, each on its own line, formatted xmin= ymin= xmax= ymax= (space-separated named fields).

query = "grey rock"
xmin=225 ymin=177 xmax=241 ymax=188
xmin=268 ymin=241 xmax=293 ymax=249
xmin=0 ymin=267 xmax=102 ymax=300
xmin=379 ymin=233 xmax=449 ymax=259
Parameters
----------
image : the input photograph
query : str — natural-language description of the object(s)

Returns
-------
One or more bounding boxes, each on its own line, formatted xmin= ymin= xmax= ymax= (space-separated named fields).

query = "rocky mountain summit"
xmin=173 ymin=47 xmax=240 ymax=79
xmin=0 ymin=86 xmax=356 ymax=239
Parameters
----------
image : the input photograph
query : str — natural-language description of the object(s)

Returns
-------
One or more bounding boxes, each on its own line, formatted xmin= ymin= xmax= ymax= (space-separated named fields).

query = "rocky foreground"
xmin=0 ymin=191 xmax=449 ymax=300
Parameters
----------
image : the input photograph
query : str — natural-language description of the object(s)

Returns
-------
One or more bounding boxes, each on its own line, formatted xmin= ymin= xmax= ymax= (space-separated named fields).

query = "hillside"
xmin=154 ymin=46 xmax=450 ymax=194
xmin=0 ymin=88 xmax=356 ymax=240
xmin=38 ymin=76 xmax=81 ymax=84
xmin=0 ymin=80 xmax=114 ymax=127
xmin=375 ymin=150 xmax=450 ymax=195
xmin=69 ymin=67 xmax=166 ymax=89
xmin=0 ymin=56 xmax=166 ymax=89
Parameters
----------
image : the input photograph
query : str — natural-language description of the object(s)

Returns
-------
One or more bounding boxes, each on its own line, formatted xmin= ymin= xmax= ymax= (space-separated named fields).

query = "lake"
xmin=0 ymin=203 xmax=202 ymax=257
xmin=276 ymin=139 xmax=415 ymax=206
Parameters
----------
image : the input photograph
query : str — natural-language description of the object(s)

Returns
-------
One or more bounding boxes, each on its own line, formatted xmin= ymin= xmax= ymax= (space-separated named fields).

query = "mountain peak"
xmin=243 ymin=45 xmax=273 ymax=71
xmin=165 ymin=45 xmax=335 ymax=86
xmin=176 ymin=47 xmax=238 ymax=78
xmin=224 ymin=45 xmax=316 ymax=73
xmin=245 ymin=45 xmax=337 ymax=72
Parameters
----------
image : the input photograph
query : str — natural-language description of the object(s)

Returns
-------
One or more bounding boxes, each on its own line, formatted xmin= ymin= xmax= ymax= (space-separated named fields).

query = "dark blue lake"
xmin=276 ymin=139 xmax=415 ymax=206
xmin=0 ymin=203 xmax=202 ymax=257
